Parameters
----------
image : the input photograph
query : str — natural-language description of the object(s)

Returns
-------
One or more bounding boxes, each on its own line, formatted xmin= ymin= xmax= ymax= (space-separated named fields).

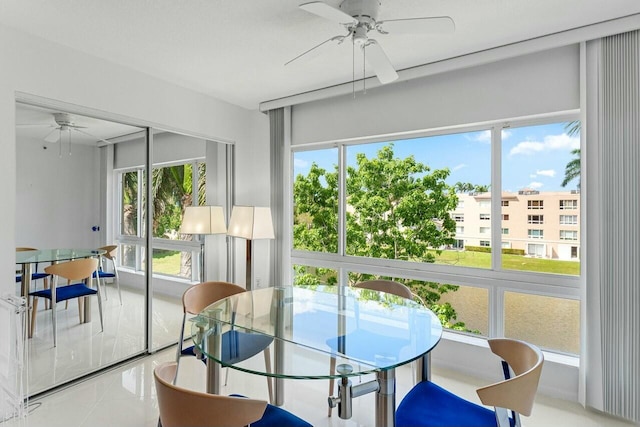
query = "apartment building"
xmin=451 ymin=190 xmax=581 ymax=260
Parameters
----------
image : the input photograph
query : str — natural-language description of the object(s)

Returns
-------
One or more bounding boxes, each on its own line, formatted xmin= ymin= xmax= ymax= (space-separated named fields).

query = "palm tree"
xmin=561 ymin=121 xmax=581 ymax=188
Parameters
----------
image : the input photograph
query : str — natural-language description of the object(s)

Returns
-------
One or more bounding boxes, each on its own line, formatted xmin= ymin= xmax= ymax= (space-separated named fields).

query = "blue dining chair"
xmin=154 ymin=361 xmax=311 ymax=427
xmin=93 ymin=245 xmax=122 ymax=304
xmin=326 ymin=280 xmax=416 ymax=416
xmin=396 ymin=338 xmax=544 ymax=427
xmin=16 ymin=247 xmax=51 ymax=316
xmin=176 ymin=281 xmax=274 ymax=403
xmin=30 ymin=258 xmax=103 ymax=347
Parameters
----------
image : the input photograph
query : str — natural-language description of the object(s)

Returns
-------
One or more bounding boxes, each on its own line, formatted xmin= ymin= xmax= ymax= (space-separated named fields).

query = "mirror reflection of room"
xmin=15 ymin=102 xmax=227 ymax=396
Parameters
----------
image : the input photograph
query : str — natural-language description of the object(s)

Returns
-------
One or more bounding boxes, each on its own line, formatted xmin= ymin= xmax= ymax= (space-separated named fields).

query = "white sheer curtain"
xmin=583 ymin=29 xmax=640 ymax=423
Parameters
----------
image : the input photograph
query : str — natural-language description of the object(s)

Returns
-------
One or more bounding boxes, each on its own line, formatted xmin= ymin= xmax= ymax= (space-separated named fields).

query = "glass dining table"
xmin=191 ymin=285 xmax=443 ymax=427
xmin=16 ymin=248 xmax=106 ymax=338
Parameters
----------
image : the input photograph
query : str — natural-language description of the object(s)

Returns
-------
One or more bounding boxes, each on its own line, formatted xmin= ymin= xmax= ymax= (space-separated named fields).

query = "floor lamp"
xmin=227 ymin=206 xmax=275 ymax=290
xmin=179 ymin=206 xmax=227 ymax=282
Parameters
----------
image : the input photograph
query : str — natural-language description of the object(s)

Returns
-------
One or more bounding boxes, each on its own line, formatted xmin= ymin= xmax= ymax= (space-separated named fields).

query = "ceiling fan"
xmin=287 ymin=0 xmax=455 ymax=84
xmin=18 ymin=112 xmax=112 ymax=145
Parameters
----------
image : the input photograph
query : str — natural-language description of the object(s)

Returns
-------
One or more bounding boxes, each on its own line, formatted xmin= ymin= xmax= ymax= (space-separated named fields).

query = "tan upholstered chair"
xmin=396 ymin=338 xmax=544 ymax=427
xmin=176 ymin=281 xmax=274 ymax=403
xmin=154 ymin=361 xmax=311 ymax=427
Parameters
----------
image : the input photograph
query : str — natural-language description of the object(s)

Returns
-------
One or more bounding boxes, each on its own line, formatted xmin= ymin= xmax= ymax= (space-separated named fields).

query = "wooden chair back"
xmin=98 ymin=245 xmax=118 ymax=261
xmin=476 ymin=338 xmax=544 ymax=417
xmin=183 ymin=281 xmax=246 ymax=315
xmin=45 ymin=258 xmax=99 ymax=282
xmin=355 ymin=279 xmax=414 ymax=299
xmin=154 ymin=361 xmax=266 ymax=427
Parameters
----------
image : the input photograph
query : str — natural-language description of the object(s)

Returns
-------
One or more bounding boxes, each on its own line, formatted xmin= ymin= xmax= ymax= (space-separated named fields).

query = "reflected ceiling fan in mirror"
xmin=287 ymin=0 xmax=455 ymax=87
xmin=17 ymin=112 xmax=112 ymax=157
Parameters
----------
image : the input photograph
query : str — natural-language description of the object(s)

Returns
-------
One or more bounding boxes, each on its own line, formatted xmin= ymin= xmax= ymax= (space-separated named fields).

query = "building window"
xmin=501 ymin=241 xmax=512 ymax=248
xmin=479 ymin=213 xmax=490 ymax=220
xmin=452 ymin=213 xmax=464 ymax=222
xmin=559 ymin=215 xmax=578 ymax=225
xmin=528 ymin=229 xmax=544 ymax=239
xmin=502 ymin=228 xmax=509 ymax=235
xmin=501 ymin=200 xmax=510 ymax=207
xmin=560 ymin=199 xmax=578 ymax=210
xmin=502 ymin=214 xmax=509 ymax=221
xmin=456 ymin=226 xmax=464 ymax=234
xmin=480 ymin=240 xmax=491 ymax=247
xmin=478 ymin=200 xmax=491 ymax=209
xmin=527 ymin=200 xmax=544 ymax=209
xmin=480 ymin=227 xmax=490 ymax=234
xmin=527 ymin=243 xmax=545 ymax=257
xmin=457 ymin=201 xmax=465 ymax=209
xmin=527 ymin=215 xmax=544 ymax=224
xmin=560 ymin=230 xmax=578 ymax=241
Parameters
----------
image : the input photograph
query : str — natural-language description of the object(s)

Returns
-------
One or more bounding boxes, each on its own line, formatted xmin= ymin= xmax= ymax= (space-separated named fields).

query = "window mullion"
xmin=491 ymin=125 xmax=503 ymax=271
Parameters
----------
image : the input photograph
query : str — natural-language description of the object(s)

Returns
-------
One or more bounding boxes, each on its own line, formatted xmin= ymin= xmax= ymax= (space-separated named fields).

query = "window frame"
xmin=289 ymin=112 xmax=581 ymax=355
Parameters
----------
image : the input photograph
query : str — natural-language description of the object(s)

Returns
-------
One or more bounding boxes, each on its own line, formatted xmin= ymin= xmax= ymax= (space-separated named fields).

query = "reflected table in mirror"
xmin=192 ymin=286 xmax=443 ymax=427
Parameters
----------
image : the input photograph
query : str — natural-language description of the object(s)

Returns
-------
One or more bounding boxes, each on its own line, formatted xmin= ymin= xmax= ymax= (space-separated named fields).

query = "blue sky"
xmin=293 ymin=122 xmax=580 ymax=192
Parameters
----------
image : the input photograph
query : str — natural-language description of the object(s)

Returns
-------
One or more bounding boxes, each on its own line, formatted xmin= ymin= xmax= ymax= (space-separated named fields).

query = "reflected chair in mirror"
xmin=30 ymin=257 xmax=103 ymax=347
xmin=16 ymin=247 xmax=51 ymax=313
xmin=176 ymin=281 xmax=274 ymax=403
xmin=154 ymin=361 xmax=311 ymax=427
xmin=327 ymin=279 xmax=416 ymax=416
xmin=396 ymin=338 xmax=544 ymax=427
xmin=93 ymin=245 xmax=122 ymax=304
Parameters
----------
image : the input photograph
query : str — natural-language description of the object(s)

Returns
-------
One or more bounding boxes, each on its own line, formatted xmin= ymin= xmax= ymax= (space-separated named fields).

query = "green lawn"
xmin=432 ymin=249 xmax=579 ymax=275
xmin=152 ymin=250 xmax=181 ymax=275
xmin=151 ymin=248 xmax=580 ymax=277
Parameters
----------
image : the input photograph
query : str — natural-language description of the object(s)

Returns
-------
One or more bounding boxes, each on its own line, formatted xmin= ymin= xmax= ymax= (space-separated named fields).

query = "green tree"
xmin=561 ymin=121 xmax=581 ymax=189
xmin=293 ymin=144 xmax=473 ymax=331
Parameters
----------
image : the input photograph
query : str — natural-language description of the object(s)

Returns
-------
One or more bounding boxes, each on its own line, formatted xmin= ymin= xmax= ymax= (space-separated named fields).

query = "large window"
xmin=291 ymin=118 xmax=581 ymax=355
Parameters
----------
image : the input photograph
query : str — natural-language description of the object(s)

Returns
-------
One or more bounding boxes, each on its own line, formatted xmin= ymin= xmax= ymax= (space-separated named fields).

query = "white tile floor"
xmin=11 ymin=283 xmax=637 ymax=427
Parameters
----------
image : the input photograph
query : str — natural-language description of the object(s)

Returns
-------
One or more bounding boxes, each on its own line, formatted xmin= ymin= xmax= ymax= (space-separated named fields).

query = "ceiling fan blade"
xmin=285 ymin=34 xmax=347 ymax=66
xmin=364 ymin=40 xmax=398 ymax=84
xmin=377 ymin=16 xmax=455 ymax=35
xmin=299 ymin=1 xmax=357 ymax=25
xmin=73 ymin=128 xmax=112 ymax=145
xmin=44 ymin=128 xmax=61 ymax=143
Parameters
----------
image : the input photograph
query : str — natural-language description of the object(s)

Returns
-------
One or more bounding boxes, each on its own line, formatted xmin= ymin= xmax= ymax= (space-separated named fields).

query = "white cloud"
xmin=294 ymin=158 xmax=309 ymax=168
xmin=502 ymin=130 xmax=512 ymax=139
xmin=536 ymin=169 xmax=556 ymax=177
xmin=468 ymin=130 xmax=491 ymax=143
xmin=452 ymin=163 xmax=467 ymax=172
xmin=509 ymin=133 xmax=579 ymax=156
xmin=529 ymin=174 xmax=537 ymax=178
xmin=528 ymin=181 xmax=544 ymax=189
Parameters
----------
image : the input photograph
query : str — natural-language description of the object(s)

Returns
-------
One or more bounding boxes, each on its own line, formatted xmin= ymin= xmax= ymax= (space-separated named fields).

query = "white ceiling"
xmin=2 ymin=0 xmax=640 ymax=112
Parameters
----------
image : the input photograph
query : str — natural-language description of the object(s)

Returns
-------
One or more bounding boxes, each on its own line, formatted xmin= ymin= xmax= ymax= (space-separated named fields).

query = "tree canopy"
xmin=293 ymin=144 xmax=474 ymax=331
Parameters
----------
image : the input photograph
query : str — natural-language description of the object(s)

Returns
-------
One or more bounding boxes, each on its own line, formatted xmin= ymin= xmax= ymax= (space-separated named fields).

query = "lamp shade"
xmin=179 ymin=206 xmax=227 ymax=235
xmin=227 ymin=206 xmax=275 ymax=240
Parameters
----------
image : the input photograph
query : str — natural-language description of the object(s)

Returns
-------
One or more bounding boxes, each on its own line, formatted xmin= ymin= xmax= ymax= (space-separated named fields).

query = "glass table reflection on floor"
xmin=191 ymin=285 xmax=443 ymax=427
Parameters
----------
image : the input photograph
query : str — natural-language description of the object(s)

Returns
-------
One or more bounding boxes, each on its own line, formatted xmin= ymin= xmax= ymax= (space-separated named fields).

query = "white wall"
xmin=16 ymin=135 xmax=102 ymax=249
xmin=1 ymin=22 xmax=269 ymax=324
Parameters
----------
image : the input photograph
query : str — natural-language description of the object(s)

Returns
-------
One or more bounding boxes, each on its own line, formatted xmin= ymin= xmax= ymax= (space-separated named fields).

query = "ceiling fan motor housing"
xmin=53 ymin=112 xmax=76 ymax=127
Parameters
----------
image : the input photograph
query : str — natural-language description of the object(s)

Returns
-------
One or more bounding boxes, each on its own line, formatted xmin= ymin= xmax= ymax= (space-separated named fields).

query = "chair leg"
xmin=263 ymin=347 xmax=274 ymax=404
xmin=328 ymin=355 xmax=337 ymax=416
xmin=30 ymin=297 xmax=39 ymax=337
xmin=115 ymin=272 xmax=122 ymax=305
xmin=77 ymin=298 xmax=84 ymax=324
xmin=52 ymin=298 xmax=57 ymax=347
xmin=44 ymin=277 xmax=50 ymax=310
xmin=96 ymin=290 xmax=104 ymax=332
